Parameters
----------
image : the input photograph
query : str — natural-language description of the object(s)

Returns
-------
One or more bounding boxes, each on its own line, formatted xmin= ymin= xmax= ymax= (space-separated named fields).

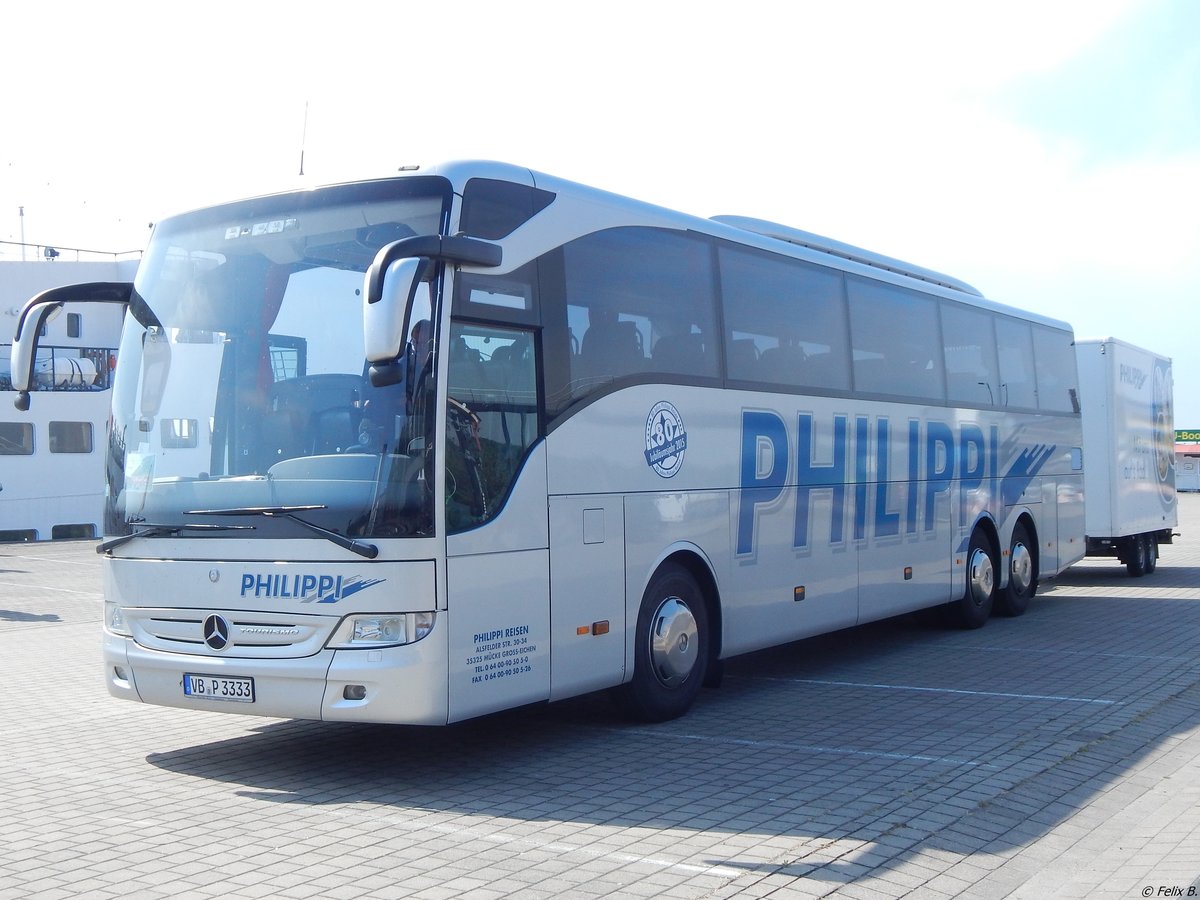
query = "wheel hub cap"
xmin=968 ymin=548 xmax=994 ymax=607
xmin=649 ymin=596 xmax=698 ymax=688
xmin=1010 ymin=542 xmax=1033 ymax=594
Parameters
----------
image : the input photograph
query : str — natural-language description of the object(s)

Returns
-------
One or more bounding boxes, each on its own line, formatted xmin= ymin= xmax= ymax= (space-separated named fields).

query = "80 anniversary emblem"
xmin=644 ymin=401 xmax=688 ymax=478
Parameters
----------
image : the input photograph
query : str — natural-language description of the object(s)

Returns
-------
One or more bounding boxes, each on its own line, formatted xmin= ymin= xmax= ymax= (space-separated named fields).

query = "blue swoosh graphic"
xmin=1000 ymin=444 xmax=1056 ymax=507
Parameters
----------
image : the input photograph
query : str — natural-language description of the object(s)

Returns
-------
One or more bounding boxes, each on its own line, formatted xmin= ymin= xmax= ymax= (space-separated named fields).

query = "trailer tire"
xmin=996 ymin=522 xmax=1037 ymax=617
xmin=615 ymin=563 xmax=709 ymax=722
xmin=1145 ymin=535 xmax=1158 ymax=574
xmin=1126 ymin=534 xmax=1148 ymax=578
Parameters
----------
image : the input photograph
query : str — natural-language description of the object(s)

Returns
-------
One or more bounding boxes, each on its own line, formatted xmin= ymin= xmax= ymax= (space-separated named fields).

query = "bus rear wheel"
xmin=947 ymin=530 xmax=995 ymax=629
xmin=616 ymin=562 xmax=709 ymax=722
xmin=996 ymin=522 xmax=1037 ymax=617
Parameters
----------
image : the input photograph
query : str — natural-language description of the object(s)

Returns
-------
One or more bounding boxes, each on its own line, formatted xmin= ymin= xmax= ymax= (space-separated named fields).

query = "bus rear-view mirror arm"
xmin=362 ymin=235 xmax=502 ymax=386
xmin=11 ymin=282 xmax=133 ymax=410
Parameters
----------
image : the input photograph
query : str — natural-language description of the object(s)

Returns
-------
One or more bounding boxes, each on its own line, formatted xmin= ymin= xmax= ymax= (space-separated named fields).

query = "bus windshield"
xmin=104 ymin=177 xmax=451 ymax=540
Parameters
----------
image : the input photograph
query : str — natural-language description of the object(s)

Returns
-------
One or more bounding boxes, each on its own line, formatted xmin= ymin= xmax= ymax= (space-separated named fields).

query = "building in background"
xmin=2 ymin=255 xmax=137 ymax=541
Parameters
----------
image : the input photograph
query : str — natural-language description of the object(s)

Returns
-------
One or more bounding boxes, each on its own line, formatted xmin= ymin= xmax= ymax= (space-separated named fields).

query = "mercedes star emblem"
xmin=203 ymin=614 xmax=231 ymax=651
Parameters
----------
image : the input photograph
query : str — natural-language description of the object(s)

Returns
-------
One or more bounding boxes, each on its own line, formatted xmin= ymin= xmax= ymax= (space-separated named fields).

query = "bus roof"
xmin=165 ymin=159 xmax=1076 ymax=336
xmin=711 ymin=215 xmax=985 ymax=298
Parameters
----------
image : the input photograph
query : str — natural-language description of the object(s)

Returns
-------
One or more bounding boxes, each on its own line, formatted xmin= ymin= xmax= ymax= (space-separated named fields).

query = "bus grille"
xmin=123 ymin=608 xmax=332 ymax=658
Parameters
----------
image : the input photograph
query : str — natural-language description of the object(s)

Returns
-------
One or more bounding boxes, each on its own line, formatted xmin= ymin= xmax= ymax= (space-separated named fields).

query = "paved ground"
xmin=3 ymin=499 xmax=1200 ymax=899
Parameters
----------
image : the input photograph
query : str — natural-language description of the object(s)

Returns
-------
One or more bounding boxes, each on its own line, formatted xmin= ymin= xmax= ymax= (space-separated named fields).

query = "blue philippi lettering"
xmin=737 ymin=411 xmax=1017 ymax=555
xmin=794 ymin=413 xmax=847 ymax=550
xmin=959 ymin=424 xmax=986 ymax=524
xmin=906 ymin=419 xmax=920 ymax=533
xmin=736 ymin=411 xmax=790 ymax=556
xmin=874 ymin=417 xmax=901 ymax=538
xmin=853 ymin=416 xmax=869 ymax=541
xmin=238 ymin=572 xmax=360 ymax=601
xmin=923 ymin=421 xmax=955 ymax=531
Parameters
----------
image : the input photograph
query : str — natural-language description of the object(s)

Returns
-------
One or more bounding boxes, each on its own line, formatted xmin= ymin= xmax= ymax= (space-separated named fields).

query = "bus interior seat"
xmin=579 ymin=319 xmax=644 ymax=379
xmin=449 ymin=336 xmax=488 ymax=391
xmin=802 ymin=352 xmax=849 ymax=390
xmin=258 ymin=409 xmax=306 ymax=469
xmin=652 ymin=331 xmax=707 ymax=375
xmin=758 ymin=343 xmax=806 ymax=384
xmin=311 ymin=406 xmax=359 ymax=454
xmin=487 ymin=335 xmax=535 ymax=393
xmin=726 ymin=338 xmax=760 ymax=379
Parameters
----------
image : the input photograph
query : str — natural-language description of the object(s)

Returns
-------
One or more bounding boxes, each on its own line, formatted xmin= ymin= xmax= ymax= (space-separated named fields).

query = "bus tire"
xmin=616 ymin=563 xmax=709 ymax=723
xmin=948 ymin=530 xmax=996 ymax=629
xmin=1125 ymin=535 xmax=1148 ymax=577
xmin=996 ymin=522 xmax=1037 ymax=617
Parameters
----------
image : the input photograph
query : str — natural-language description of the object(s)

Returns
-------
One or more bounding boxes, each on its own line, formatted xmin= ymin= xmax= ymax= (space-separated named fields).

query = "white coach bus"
xmin=10 ymin=161 xmax=1085 ymax=724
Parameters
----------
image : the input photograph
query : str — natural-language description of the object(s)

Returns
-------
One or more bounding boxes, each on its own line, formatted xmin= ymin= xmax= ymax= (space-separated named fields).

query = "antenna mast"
xmin=298 ymin=100 xmax=309 ymax=177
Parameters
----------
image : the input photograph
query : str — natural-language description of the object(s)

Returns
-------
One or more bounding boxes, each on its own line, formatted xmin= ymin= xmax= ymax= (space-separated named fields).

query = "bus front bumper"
xmin=104 ymin=632 xmax=450 ymax=725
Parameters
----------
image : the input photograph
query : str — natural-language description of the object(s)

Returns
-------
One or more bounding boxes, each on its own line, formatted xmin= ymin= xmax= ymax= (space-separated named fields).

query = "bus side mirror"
xmin=139 ymin=328 xmax=171 ymax=419
xmin=11 ymin=300 xmax=64 ymax=410
xmin=364 ymin=256 xmax=428 ymax=365
xmin=361 ymin=234 xmax=501 ymax=387
xmin=10 ymin=281 xmax=132 ymax=410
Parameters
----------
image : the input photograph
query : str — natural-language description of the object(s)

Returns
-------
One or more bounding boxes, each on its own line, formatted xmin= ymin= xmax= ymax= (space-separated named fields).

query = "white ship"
xmin=2 ymin=255 xmax=138 ymax=541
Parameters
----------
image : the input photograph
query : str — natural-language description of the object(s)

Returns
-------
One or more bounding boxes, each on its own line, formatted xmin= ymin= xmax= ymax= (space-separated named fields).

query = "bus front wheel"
xmin=616 ymin=563 xmax=709 ymax=722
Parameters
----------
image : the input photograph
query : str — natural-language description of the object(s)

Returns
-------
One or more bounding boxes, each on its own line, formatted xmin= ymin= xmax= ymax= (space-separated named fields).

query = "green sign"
xmin=1177 ymin=430 xmax=1200 ymax=442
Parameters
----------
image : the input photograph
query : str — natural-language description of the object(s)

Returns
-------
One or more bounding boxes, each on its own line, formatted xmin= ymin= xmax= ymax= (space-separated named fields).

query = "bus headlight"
xmin=105 ymin=602 xmax=132 ymax=637
xmin=326 ymin=612 xmax=435 ymax=648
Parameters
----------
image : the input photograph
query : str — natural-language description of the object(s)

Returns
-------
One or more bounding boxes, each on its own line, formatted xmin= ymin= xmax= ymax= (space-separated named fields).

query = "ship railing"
xmin=0 ymin=344 xmax=117 ymax=392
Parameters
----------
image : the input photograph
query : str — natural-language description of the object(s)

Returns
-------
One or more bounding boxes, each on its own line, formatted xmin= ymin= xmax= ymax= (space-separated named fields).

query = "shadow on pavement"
xmin=145 ymin=586 xmax=1200 ymax=882
xmin=0 ymin=609 xmax=61 ymax=622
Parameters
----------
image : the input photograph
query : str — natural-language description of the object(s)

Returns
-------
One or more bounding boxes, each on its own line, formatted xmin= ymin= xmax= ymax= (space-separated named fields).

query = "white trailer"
xmin=1177 ymin=448 xmax=1200 ymax=492
xmin=1076 ymin=337 xmax=1177 ymax=575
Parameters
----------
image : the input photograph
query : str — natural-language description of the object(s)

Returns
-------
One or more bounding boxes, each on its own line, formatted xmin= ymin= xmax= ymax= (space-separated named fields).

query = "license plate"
xmin=183 ymin=673 xmax=255 ymax=703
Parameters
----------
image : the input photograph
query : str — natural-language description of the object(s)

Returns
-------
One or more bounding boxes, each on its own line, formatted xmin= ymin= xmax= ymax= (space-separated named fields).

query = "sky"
xmin=2 ymin=0 xmax=1198 ymax=423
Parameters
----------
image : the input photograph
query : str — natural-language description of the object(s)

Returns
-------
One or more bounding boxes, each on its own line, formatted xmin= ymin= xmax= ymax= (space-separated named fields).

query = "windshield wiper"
xmin=185 ymin=505 xmax=379 ymax=560
xmin=97 ymin=522 xmax=255 ymax=555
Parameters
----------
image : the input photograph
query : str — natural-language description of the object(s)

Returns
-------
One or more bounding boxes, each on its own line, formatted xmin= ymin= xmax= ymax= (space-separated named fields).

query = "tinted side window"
xmin=847 ymin=278 xmax=945 ymax=401
xmin=720 ymin=246 xmax=851 ymax=391
xmin=1032 ymin=325 xmax=1078 ymax=412
xmin=460 ymin=179 xmax=555 ymax=240
xmin=455 ymin=260 xmax=539 ymax=326
xmin=995 ymin=317 xmax=1038 ymax=408
xmin=942 ymin=303 xmax=1000 ymax=407
xmin=546 ymin=228 xmax=718 ymax=411
xmin=445 ymin=320 xmax=539 ymax=533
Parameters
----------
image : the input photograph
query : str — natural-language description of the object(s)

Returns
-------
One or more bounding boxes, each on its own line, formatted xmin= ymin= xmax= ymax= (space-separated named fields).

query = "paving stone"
xmin=4 ymin=497 xmax=1200 ymax=897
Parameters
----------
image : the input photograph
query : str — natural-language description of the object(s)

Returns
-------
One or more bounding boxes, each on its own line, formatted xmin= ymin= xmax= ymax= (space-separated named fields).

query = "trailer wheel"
xmin=948 ymin=530 xmax=995 ymax=629
xmin=616 ymin=562 xmax=709 ymax=722
xmin=1125 ymin=534 xmax=1148 ymax=577
xmin=1144 ymin=535 xmax=1158 ymax=574
xmin=996 ymin=522 xmax=1037 ymax=617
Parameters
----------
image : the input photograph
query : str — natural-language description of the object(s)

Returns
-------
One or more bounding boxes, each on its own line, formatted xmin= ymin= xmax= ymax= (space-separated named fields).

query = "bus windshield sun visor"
xmin=365 ymin=235 xmax=502 ymax=305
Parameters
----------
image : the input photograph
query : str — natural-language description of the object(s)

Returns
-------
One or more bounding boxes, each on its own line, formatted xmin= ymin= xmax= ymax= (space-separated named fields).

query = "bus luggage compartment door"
xmin=548 ymin=495 xmax=627 ymax=700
